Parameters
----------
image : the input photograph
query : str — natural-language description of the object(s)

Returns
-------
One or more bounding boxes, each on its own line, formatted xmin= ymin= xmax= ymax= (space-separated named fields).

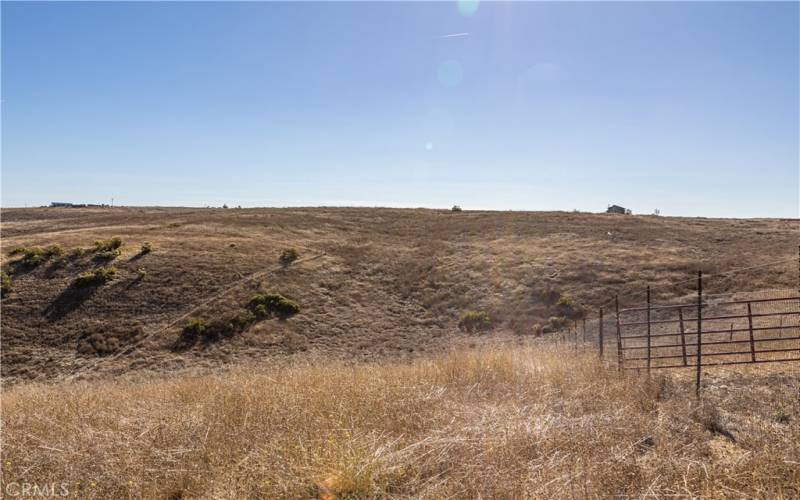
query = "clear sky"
xmin=2 ymin=1 xmax=798 ymax=217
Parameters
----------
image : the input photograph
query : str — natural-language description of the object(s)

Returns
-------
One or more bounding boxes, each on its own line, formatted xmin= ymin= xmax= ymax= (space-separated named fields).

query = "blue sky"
xmin=2 ymin=1 xmax=798 ymax=217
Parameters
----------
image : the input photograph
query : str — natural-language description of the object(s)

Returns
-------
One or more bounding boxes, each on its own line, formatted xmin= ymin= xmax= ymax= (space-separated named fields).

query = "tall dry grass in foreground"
xmin=2 ymin=345 xmax=798 ymax=498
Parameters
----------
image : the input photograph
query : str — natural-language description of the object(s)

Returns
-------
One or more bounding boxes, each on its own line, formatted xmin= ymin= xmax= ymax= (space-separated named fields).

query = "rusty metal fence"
xmin=559 ymin=270 xmax=800 ymax=393
xmin=617 ymin=288 xmax=800 ymax=371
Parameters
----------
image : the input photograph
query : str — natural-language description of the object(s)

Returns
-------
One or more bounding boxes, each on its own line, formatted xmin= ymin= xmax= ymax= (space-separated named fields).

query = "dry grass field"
xmin=1 ymin=207 xmax=797 ymax=384
xmin=2 ymin=345 xmax=798 ymax=498
xmin=1 ymin=207 xmax=798 ymax=498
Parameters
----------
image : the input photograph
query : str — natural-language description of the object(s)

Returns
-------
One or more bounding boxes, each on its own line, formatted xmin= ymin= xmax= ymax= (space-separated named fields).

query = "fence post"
xmin=599 ymin=308 xmax=604 ymax=359
xmin=582 ymin=318 xmax=586 ymax=343
xmin=747 ymin=302 xmax=756 ymax=362
xmin=695 ymin=271 xmax=703 ymax=397
xmin=646 ymin=286 xmax=651 ymax=374
xmin=573 ymin=323 xmax=578 ymax=351
xmin=615 ymin=295 xmax=623 ymax=371
xmin=678 ymin=307 xmax=687 ymax=366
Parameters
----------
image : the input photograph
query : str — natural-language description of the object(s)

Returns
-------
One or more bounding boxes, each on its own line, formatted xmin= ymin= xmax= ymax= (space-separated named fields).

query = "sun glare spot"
xmin=458 ymin=0 xmax=480 ymax=17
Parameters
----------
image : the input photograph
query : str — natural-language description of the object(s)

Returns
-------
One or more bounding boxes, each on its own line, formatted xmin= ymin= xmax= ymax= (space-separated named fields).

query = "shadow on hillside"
xmin=6 ymin=260 xmax=41 ymax=278
xmin=171 ymin=330 xmax=230 ymax=352
xmin=171 ymin=318 xmax=252 ymax=352
xmin=42 ymin=260 xmax=70 ymax=279
xmin=43 ymin=285 xmax=99 ymax=322
xmin=127 ymin=251 xmax=148 ymax=263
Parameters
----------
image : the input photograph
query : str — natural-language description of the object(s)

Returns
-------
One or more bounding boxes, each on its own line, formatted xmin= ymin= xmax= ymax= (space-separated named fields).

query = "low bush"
xmin=279 ymin=248 xmax=299 ymax=265
xmin=555 ymin=296 xmax=584 ymax=319
xmin=1 ymin=271 xmax=11 ymax=297
xmin=74 ymin=266 xmax=117 ymax=287
xmin=136 ymin=268 xmax=147 ymax=279
xmin=76 ymin=333 xmax=121 ymax=356
xmin=458 ymin=310 xmax=492 ymax=333
xmin=542 ymin=316 xmax=569 ymax=333
xmin=231 ymin=309 xmax=257 ymax=330
xmin=451 ymin=205 xmax=463 ymax=212
xmin=540 ymin=287 xmax=561 ymax=305
xmin=140 ymin=242 xmax=153 ymax=254
xmin=69 ymin=247 xmax=87 ymax=259
xmin=203 ymin=318 xmax=238 ymax=341
xmin=21 ymin=247 xmax=46 ymax=265
xmin=182 ymin=318 xmax=208 ymax=341
xmin=8 ymin=247 xmax=26 ymax=256
xmin=16 ymin=246 xmax=66 ymax=266
xmin=94 ymin=237 xmax=123 ymax=252
xmin=248 ymin=292 xmax=300 ymax=318
xmin=95 ymin=248 xmax=121 ymax=261
xmin=253 ymin=304 xmax=269 ymax=319
xmin=181 ymin=311 xmax=257 ymax=344
xmin=45 ymin=245 xmax=65 ymax=258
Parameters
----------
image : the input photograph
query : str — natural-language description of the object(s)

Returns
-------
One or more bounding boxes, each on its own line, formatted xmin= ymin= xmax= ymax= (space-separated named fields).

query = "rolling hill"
xmin=1 ymin=207 xmax=797 ymax=384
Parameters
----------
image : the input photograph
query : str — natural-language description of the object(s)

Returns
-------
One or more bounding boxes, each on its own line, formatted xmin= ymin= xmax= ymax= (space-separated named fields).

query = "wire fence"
xmin=556 ymin=280 xmax=800 ymax=394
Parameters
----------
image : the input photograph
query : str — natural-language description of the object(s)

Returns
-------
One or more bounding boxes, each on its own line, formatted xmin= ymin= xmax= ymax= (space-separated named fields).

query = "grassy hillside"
xmin=2 ymin=345 xmax=797 ymax=498
xmin=1 ymin=207 xmax=797 ymax=383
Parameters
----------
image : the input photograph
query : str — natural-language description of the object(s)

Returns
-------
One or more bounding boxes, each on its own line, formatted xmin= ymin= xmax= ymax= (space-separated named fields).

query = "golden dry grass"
xmin=2 ymin=344 xmax=798 ymax=499
xmin=1 ymin=207 xmax=797 ymax=384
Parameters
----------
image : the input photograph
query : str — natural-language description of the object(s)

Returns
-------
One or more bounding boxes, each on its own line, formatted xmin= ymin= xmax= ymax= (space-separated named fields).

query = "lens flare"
xmin=458 ymin=0 xmax=479 ymax=17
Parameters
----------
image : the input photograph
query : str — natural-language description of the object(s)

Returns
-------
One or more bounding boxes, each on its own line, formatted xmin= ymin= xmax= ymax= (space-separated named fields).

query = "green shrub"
xmin=95 ymin=248 xmax=121 ymax=261
xmin=204 ymin=318 xmax=238 ymax=340
xmin=140 ymin=242 xmax=153 ymax=254
xmin=94 ymin=237 xmax=123 ymax=252
xmin=253 ymin=304 xmax=269 ymax=319
xmin=182 ymin=318 xmax=208 ymax=340
xmin=69 ymin=247 xmax=87 ymax=259
xmin=231 ymin=309 xmax=257 ymax=330
xmin=136 ymin=267 xmax=147 ymax=279
xmin=44 ymin=244 xmax=65 ymax=258
xmin=542 ymin=316 xmax=569 ymax=333
xmin=1 ymin=271 xmax=11 ymax=297
xmin=458 ymin=310 xmax=492 ymax=333
xmin=451 ymin=205 xmax=462 ymax=212
xmin=74 ymin=266 xmax=117 ymax=287
xmin=279 ymin=248 xmax=299 ymax=265
xmin=181 ymin=310 xmax=261 ymax=344
xmin=555 ymin=296 xmax=584 ymax=319
xmin=22 ymin=247 xmax=46 ymax=265
xmin=9 ymin=246 xmax=56 ymax=266
xmin=248 ymin=292 xmax=300 ymax=318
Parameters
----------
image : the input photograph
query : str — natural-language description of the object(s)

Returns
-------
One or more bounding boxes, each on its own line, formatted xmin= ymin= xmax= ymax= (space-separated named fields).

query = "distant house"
xmin=606 ymin=204 xmax=628 ymax=215
xmin=49 ymin=202 xmax=107 ymax=208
